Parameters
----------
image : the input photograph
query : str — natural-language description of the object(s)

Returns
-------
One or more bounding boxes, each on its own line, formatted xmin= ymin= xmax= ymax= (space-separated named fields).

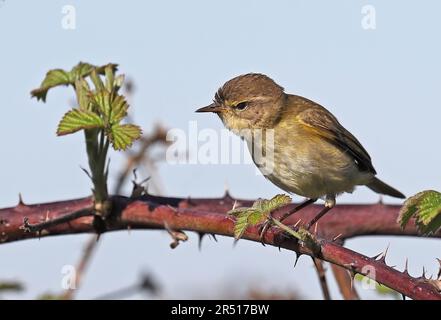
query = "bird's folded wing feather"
xmin=296 ymin=105 xmax=376 ymax=174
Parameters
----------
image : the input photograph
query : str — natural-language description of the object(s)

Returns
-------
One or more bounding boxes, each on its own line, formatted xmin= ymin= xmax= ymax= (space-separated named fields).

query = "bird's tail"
xmin=367 ymin=177 xmax=405 ymax=199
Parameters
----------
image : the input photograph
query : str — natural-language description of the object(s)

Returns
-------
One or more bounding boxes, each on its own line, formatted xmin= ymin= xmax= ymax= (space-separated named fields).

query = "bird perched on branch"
xmin=196 ymin=73 xmax=404 ymax=236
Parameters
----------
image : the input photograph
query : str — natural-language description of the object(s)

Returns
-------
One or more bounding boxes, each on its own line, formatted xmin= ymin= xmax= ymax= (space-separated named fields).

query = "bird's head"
xmin=196 ymin=73 xmax=286 ymax=133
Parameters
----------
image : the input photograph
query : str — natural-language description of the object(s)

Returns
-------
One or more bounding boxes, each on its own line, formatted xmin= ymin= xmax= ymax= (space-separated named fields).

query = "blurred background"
xmin=0 ymin=0 xmax=440 ymax=299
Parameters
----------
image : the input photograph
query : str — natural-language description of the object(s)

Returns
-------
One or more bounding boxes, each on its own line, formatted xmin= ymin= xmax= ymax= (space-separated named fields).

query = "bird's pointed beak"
xmin=195 ymin=103 xmax=224 ymax=113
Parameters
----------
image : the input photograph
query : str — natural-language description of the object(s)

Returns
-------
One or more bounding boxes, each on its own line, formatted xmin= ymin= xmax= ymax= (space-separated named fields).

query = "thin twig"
xmin=114 ymin=125 xmax=168 ymax=195
xmin=62 ymin=235 xmax=99 ymax=300
xmin=331 ymin=264 xmax=360 ymax=300
xmin=312 ymin=258 xmax=331 ymax=300
xmin=94 ymin=273 xmax=159 ymax=300
xmin=21 ymin=207 xmax=94 ymax=233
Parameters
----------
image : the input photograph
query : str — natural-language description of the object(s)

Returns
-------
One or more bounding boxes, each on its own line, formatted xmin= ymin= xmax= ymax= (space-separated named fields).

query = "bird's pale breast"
xmin=246 ymin=122 xmax=373 ymax=199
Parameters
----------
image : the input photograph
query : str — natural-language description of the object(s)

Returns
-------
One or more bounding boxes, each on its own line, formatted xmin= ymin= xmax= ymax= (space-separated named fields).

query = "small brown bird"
xmin=196 ymin=73 xmax=404 ymax=231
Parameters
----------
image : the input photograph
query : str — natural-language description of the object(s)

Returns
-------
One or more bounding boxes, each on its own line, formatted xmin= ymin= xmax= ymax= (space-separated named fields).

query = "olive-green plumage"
xmin=196 ymin=73 xmax=404 ymax=210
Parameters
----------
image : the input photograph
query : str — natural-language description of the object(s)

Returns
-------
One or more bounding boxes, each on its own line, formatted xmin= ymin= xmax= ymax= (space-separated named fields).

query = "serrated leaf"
xmin=31 ymin=62 xmax=118 ymax=102
xmin=398 ymin=191 xmax=425 ymax=229
xmin=90 ymin=69 xmax=105 ymax=91
xmin=109 ymin=94 xmax=128 ymax=122
xmin=234 ymin=213 xmax=250 ymax=240
xmin=248 ymin=211 xmax=267 ymax=225
xmin=92 ymin=91 xmax=128 ymax=124
xmin=93 ymin=91 xmax=112 ymax=118
xmin=398 ymin=190 xmax=441 ymax=235
xmin=95 ymin=63 xmax=118 ymax=75
xmin=415 ymin=191 xmax=441 ymax=234
xmin=70 ymin=62 xmax=95 ymax=81
xmin=70 ymin=62 xmax=117 ymax=81
xmin=30 ymin=69 xmax=71 ymax=102
xmin=105 ymin=64 xmax=115 ymax=92
xmin=228 ymin=194 xmax=292 ymax=241
xmin=57 ymin=109 xmax=104 ymax=136
xmin=75 ymin=79 xmax=92 ymax=110
xmin=114 ymin=74 xmax=125 ymax=91
xmin=260 ymin=194 xmax=292 ymax=213
xmin=90 ymin=63 xmax=118 ymax=91
xmin=109 ymin=124 xmax=142 ymax=150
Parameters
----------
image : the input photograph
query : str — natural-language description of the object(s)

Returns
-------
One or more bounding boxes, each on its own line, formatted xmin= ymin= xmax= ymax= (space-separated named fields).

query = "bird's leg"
xmin=305 ymin=196 xmax=336 ymax=230
xmin=279 ymin=198 xmax=318 ymax=223
xmin=259 ymin=197 xmax=317 ymax=244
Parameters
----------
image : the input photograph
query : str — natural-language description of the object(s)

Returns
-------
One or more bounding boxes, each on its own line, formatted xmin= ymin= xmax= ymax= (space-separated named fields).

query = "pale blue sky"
xmin=1 ymin=0 xmax=440 ymax=299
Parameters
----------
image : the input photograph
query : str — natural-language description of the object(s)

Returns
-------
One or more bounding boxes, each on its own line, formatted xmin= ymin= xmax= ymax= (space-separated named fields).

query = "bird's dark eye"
xmin=235 ymin=102 xmax=248 ymax=110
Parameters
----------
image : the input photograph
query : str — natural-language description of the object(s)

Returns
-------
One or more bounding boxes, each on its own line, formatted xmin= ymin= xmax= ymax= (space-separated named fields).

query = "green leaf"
xmin=70 ymin=62 xmax=117 ymax=82
xmin=234 ymin=212 xmax=252 ymax=240
xmin=95 ymin=63 xmax=118 ymax=76
xmin=30 ymin=62 xmax=118 ymax=102
xmin=30 ymin=69 xmax=71 ymax=102
xmin=69 ymin=62 xmax=96 ymax=81
xmin=354 ymin=274 xmax=400 ymax=299
xmin=398 ymin=190 xmax=441 ymax=234
xmin=114 ymin=74 xmax=125 ymax=91
xmin=57 ymin=109 xmax=104 ymax=136
xmin=92 ymin=91 xmax=128 ymax=124
xmin=397 ymin=192 xmax=424 ymax=229
xmin=105 ymin=64 xmax=115 ymax=92
xmin=90 ymin=69 xmax=105 ymax=91
xmin=93 ymin=91 xmax=112 ymax=118
xmin=75 ymin=79 xmax=92 ymax=110
xmin=110 ymin=94 xmax=129 ymax=122
xmin=257 ymin=194 xmax=292 ymax=213
xmin=228 ymin=194 xmax=292 ymax=241
xmin=109 ymin=124 xmax=142 ymax=150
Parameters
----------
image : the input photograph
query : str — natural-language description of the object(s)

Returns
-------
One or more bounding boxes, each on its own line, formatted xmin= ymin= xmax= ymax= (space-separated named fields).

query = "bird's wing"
xmin=296 ymin=103 xmax=376 ymax=174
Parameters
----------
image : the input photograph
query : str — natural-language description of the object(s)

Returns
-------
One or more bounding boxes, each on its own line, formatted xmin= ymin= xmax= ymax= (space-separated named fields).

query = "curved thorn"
xmin=376 ymin=243 xmax=390 ymax=264
xmin=223 ymin=184 xmax=233 ymax=200
xmin=371 ymin=252 xmax=383 ymax=260
xmin=378 ymin=195 xmax=384 ymax=205
xmin=186 ymin=196 xmax=196 ymax=206
xmin=403 ymin=258 xmax=410 ymax=276
xmin=197 ymin=232 xmax=206 ymax=251
xmin=293 ymin=252 xmax=302 ymax=268
xmin=436 ymin=258 xmax=441 ymax=280
xmin=80 ymin=166 xmax=92 ymax=180
xmin=18 ymin=193 xmax=25 ymax=206
xmin=259 ymin=223 xmax=270 ymax=247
